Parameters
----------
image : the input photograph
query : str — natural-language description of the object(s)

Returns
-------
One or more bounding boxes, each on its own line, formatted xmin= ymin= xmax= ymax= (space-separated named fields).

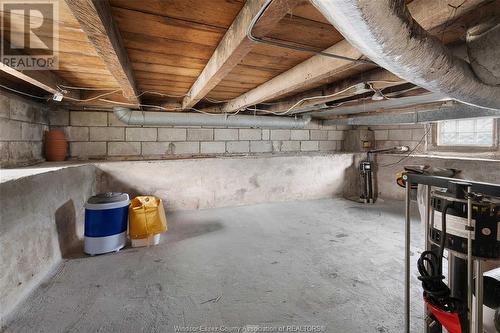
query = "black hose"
xmin=417 ymin=201 xmax=465 ymax=313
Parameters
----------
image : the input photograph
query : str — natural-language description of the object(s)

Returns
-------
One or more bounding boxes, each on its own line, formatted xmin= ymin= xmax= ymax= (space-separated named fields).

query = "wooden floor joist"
xmin=0 ymin=64 xmax=80 ymax=101
xmin=65 ymin=0 xmax=139 ymax=105
xmin=205 ymin=0 xmax=487 ymax=113
xmin=181 ymin=0 xmax=306 ymax=110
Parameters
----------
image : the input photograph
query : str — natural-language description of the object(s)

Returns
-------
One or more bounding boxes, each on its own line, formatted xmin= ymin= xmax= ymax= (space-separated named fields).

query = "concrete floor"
xmin=3 ymin=198 xmax=425 ymax=333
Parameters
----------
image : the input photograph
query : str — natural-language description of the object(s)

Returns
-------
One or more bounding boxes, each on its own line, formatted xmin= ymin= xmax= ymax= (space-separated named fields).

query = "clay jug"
xmin=44 ymin=130 xmax=67 ymax=161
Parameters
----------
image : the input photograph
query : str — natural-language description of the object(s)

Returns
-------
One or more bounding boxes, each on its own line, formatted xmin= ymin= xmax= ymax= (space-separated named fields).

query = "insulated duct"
xmin=113 ymin=107 xmax=311 ymax=129
xmin=467 ymin=19 xmax=500 ymax=85
xmin=310 ymin=0 xmax=500 ymax=111
xmin=324 ymin=103 xmax=500 ymax=126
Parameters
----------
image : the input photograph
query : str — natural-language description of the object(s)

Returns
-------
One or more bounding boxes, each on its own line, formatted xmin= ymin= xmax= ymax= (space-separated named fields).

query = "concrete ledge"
xmin=95 ymin=153 xmax=356 ymax=210
xmin=0 ymin=165 xmax=96 ymax=326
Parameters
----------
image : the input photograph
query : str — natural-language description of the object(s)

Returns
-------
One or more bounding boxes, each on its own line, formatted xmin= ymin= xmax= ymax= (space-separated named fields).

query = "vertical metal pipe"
xmin=467 ymin=186 xmax=473 ymax=332
xmin=405 ymin=180 xmax=412 ymax=333
xmin=424 ymin=186 xmax=431 ymax=332
xmin=448 ymin=252 xmax=455 ymax=296
xmin=474 ymin=260 xmax=484 ymax=333
xmin=424 ymin=186 xmax=431 ymax=254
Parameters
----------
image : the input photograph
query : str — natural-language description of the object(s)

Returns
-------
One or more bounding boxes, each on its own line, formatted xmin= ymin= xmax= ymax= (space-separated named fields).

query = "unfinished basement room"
xmin=1 ymin=0 xmax=500 ymax=332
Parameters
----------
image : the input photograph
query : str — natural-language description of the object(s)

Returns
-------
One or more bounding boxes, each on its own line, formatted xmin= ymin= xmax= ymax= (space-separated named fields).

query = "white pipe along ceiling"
xmin=113 ymin=107 xmax=311 ymax=129
xmin=309 ymin=0 xmax=500 ymax=111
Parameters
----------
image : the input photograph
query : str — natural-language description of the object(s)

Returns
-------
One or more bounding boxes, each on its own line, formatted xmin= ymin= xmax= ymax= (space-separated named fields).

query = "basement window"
xmin=437 ymin=118 xmax=496 ymax=147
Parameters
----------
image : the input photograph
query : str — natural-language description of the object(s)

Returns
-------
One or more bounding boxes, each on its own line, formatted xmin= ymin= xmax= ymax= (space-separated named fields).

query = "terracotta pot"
xmin=44 ymin=130 xmax=67 ymax=161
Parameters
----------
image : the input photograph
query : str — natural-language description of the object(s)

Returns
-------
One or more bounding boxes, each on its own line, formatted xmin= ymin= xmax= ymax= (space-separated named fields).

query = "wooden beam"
xmin=65 ymin=0 xmax=139 ymax=104
xmin=0 ymin=38 xmax=81 ymax=100
xmin=0 ymin=63 xmax=80 ymax=99
xmin=206 ymin=0 xmax=487 ymax=113
xmin=181 ymin=0 xmax=305 ymax=110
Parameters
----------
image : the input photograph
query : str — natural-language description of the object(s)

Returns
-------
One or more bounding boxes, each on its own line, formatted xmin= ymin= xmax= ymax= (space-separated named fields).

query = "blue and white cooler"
xmin=84 ymin=192 xmax=129 ymax=255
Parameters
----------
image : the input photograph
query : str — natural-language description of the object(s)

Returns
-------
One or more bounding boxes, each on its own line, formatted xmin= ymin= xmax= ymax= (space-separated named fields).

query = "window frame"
xmin=430 ymin=118 xmax=499 ymax=153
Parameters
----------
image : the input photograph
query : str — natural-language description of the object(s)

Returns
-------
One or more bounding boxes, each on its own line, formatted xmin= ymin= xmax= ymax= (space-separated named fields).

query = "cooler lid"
xmin=87 ymin=192 xmax=129 ymax=204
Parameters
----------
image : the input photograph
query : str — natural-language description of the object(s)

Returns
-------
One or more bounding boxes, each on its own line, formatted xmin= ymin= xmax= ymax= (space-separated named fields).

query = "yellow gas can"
xmin=129 ymin=196 xmax=167 ymax=240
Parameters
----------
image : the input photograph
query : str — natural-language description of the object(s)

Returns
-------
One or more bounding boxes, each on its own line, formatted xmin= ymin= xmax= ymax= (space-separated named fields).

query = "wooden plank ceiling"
xmin=1 ymin=0 xmax=497 ymax=113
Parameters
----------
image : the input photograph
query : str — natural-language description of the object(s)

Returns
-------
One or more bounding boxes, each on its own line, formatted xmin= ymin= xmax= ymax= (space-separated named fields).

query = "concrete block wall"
xmin=366 ymin=124 xmax=427 ymax=152
xmin=49 ymin=109 xmax=347 ymax=160
xmin=0 ymin=92 xmax=50 ymax=167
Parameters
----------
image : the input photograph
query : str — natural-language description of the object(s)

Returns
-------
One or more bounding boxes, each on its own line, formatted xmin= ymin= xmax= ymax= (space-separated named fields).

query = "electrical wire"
xmin=63 ymin=89 xmax=123 ymax=103
xmin=0 ymin=84 xmax=51 ymax=100
xmin=248 ymin=79 xmax=406 ymax=115
xmin=378 ymin=125 xmax=431 ymax=168
xmin=246 ymin=0 xmax=375 ymax=65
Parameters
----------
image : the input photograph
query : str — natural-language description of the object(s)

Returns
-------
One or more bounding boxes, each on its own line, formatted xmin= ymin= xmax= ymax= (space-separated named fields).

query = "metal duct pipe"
xmin=309 ymin=92 xmax=449 ymax=118
xmin=113 ymin=107 xmax=311 ymax=129
xmin=324 ymin=103 xmax=500 ymax=126
xmin=310 ymin=0 xmax=500 ymax=111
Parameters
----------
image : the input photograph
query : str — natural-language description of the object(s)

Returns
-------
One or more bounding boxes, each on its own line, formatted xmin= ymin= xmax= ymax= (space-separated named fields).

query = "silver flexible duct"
xmin=113 ymin=107 xmax=311 ymax=129
xmin=310 ymin=0 xmax=500 ymax=111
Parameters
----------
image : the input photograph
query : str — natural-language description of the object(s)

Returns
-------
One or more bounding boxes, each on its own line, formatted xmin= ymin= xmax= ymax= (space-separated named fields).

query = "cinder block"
xmin=49 ymin=109 xmax=69 ymax=126
xmin=65 ymin=127 xmax=89 ymax=141
xmin=172 ymin=142 xmax=199 ymax=155
xmin=9 ymin=141 xmax=42 ymax=162
xmin=142 ymin=142 xmax=174 ymax=155
xmin=70 ymin=142 xmax=106 ymax=157
xmin=319 ymin=140 xmax=336 ymax=151
xmin=89 ymin=127 xmax=123 ymax=141
xmin=374 ymin=130 xmax=389 ymax=141
xmin=270 ymin=129 xmax=290 ymax=140
xmin=226 ymin=141 xmax=249 ymax=153
xmin=187 ymin=128 xmax=213 ymax=141
xmin=262 ymin=129 xmax=270 ymax=140
xmin=108 ymin=112 xmax=138 ymax=127
xmin=0 ymin=118 xmax=22 ymax=141
xmin=0 ymin=142 xmax=8 ymax=161
xmin=0 ymin=94 xmax=10 ymax=119
xmin=21 ymin=122 xmax=43 ymax=141
xmin=214 ymin=129 xmax=238 ymax=141
xmin=301 ymin=140 xmax=319 ymax=151
xmin=376 ymin=140 xmax=400 ymax=149
xmin=250 ymin=141 xmax=272 ymax=153
xmin=158 ymin=128 xmax=186 ymax=141
xmin=126 ymin=128 xmax=157 ymax=141
xmin=412 ymin=128 xmax=426 ymax=141
xmin=108 ymin=142 xmax=141 ymax=156
xmin=310 ymin=130 xmax=328 ymax=140
xmin=280 ymin=140 xmax=300 ymax=152
xmin=327 ymin=130 xmax=345 ymax=140
xmin=35 ymin=107 xmax=49 ymax=125
xmin=70 ymin=111 xmax=107 ymax=126
xmin=201 ymin=141 xmax=226 ymax=154
xmin=239 ymin=129 xmax=261 ymax=140
xmin=9 ymin=98 xmax=35 ymax=122
xmin=388 ymin=129 xmax=412 ymax=141
xmin=290 ymin=129 xmax=309 ymax=140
